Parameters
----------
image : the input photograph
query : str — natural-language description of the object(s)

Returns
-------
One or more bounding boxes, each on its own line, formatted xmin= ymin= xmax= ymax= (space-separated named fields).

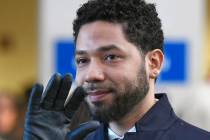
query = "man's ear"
xmin=145 ymin=49 xmax=164 ymax=79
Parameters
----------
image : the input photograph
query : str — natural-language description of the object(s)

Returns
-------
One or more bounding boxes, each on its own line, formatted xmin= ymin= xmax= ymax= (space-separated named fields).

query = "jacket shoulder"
xmin=164 ymin=118 xmax=210 ymax=140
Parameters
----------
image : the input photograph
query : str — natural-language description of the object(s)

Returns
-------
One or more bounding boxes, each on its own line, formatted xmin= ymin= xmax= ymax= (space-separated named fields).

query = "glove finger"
xmin=64 ymin=87 xmax=86 ymax=119
xmin=27 ymin=83 xmax=43 ymax=112
xmin=65 ymin=121 xmax=100 ymax=140
xmin=42 ymin=73 xmax=62 ymax=110
xmin=54 ymin=74 xmax=72 ymax=111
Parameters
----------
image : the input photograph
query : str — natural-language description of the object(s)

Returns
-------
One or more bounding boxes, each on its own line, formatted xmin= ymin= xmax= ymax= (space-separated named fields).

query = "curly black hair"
xmin=73 ymin=0 xmax=164 ymax=54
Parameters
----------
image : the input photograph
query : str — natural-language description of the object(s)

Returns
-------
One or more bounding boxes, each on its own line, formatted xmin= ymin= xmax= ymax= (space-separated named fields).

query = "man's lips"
xmin=86 ymin=90 xmax=111 ymax=102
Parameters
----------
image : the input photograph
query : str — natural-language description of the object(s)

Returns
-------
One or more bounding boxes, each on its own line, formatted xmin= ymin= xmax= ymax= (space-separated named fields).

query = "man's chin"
xmin=86 ymin=102 xmax=111 ymax=120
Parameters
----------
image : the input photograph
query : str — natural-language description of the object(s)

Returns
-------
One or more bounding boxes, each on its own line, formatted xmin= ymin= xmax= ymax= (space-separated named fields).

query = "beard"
xmin=83 ymin=65 xmax=149 ymax=122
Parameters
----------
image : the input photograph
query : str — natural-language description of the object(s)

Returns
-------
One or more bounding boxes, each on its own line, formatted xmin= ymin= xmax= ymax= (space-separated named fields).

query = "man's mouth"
xmin=86 ymin=89 xmax=111 ymax=103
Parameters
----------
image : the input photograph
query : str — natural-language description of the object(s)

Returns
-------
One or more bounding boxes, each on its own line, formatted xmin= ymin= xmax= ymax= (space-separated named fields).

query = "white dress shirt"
xmin=108 ymin=126 xmax=136 ymax=140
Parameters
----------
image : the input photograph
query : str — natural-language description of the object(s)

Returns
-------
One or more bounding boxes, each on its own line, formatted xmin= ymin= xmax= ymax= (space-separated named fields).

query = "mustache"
xmin=82 ymin=83 xmax=115 ymax=92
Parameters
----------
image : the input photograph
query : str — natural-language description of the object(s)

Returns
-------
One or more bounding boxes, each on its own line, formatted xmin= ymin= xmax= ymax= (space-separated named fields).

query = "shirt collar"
xmin=108 ymin=126 xmax=136 ymax=140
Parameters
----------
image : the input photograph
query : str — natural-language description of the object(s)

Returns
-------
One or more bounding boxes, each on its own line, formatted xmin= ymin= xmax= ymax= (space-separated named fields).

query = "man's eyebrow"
xmin=76 ymin=44 xmax=121 ymax=55
xmin=75 ymin=50 xmax=87 ymax=55
xmin=97 ymin=45 xmax=121 ymax=52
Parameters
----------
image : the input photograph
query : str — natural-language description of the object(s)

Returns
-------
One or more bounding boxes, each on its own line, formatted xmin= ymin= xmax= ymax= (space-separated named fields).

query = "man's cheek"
xmin=75 ymin=77 xmax=83 ymax=87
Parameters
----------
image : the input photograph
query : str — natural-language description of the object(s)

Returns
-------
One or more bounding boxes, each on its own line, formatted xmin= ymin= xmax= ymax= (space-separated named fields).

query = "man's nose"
xmin=84 ymin=61 xmax=105 ymax=82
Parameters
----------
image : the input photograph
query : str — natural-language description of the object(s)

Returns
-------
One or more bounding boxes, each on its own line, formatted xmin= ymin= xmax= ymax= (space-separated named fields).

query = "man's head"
xmin=74 ymin=0 xmax=164 ymax=122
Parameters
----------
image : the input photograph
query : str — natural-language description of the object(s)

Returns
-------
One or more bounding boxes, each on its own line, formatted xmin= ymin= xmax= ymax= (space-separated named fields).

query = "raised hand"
xmin=23 ymin=73 xmax=98 ymax=140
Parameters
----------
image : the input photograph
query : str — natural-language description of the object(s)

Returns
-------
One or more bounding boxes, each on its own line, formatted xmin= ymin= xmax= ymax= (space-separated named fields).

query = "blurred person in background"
xmin=0 ymin=92 xmax=22 ymax=140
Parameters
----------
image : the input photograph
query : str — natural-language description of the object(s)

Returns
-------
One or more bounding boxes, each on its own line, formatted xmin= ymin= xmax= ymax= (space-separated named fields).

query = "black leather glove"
xmin=65 ymin=121 xmax=100 ymax=140
xmin=23 ymin=73 xmax=100 ymax=140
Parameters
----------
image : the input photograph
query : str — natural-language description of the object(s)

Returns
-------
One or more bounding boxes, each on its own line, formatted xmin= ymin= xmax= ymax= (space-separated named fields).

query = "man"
xmin=24 ymin=0 xmax=210 ymax=140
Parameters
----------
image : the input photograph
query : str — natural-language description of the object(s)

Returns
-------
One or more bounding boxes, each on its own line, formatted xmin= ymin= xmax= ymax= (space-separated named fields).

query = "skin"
xmin=0 ymin=96 xmax=18 ymax=135
xmin=75 ymin=21 xmax=164 ymax=136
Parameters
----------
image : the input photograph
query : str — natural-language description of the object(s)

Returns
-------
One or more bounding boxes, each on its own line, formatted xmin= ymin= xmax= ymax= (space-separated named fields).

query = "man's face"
xmin=75 ymin=21 xmax=149 ymax=122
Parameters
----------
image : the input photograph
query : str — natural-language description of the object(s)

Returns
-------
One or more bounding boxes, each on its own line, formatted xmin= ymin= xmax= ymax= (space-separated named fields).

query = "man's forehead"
xmin=75 ymin=21 xmax=139 ymax=55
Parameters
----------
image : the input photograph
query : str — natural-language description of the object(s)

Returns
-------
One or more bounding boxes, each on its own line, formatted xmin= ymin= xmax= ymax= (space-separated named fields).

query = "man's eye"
xmin=76 ymin=58 xmax=88 ymax=65
xmin=105 ymin=54 xmax=120 ymax=62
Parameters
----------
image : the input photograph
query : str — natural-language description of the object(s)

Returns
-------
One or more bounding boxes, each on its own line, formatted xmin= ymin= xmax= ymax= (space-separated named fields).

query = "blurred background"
xmin=0 ymin=0 xmax=209 ymax=139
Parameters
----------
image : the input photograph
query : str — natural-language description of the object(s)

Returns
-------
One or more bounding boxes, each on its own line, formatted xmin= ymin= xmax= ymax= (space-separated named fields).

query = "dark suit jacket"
xmin=84 ymin=94 xmax=210 ymax=140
